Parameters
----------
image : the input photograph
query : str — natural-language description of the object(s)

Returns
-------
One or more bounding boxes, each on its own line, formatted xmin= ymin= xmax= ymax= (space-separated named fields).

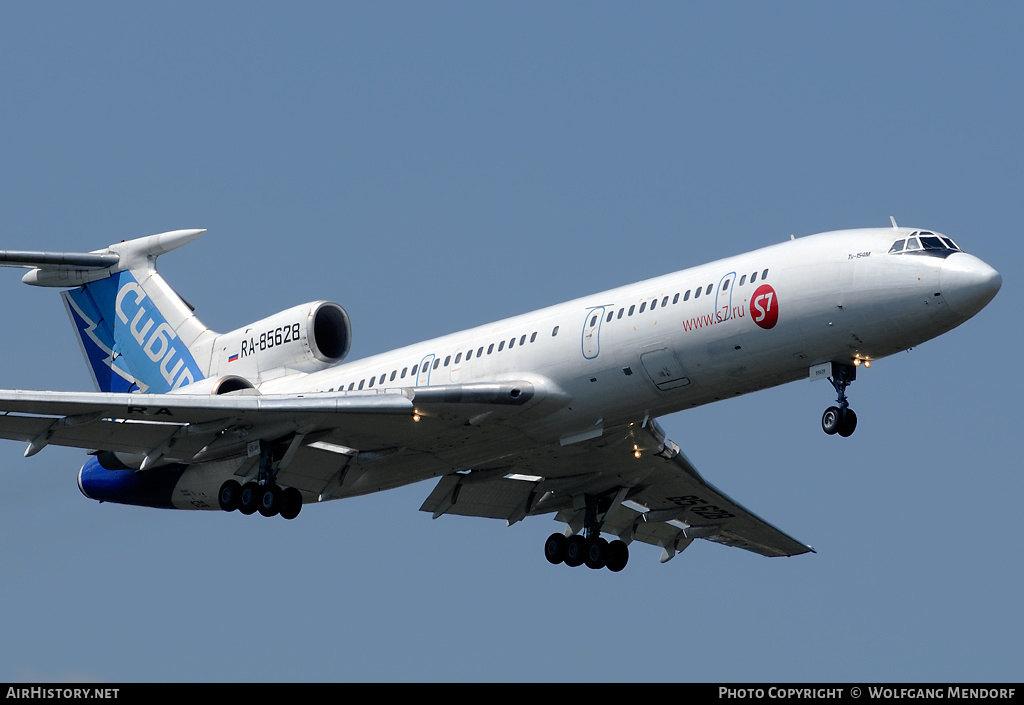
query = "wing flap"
xmin=420 ymin=473 xmax=537 ymax=521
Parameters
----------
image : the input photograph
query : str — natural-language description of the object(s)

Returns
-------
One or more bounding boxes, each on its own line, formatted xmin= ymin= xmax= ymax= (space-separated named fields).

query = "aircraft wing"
xmin=0 ymin=381 xmax=532 ymax=466
xmin=420 ymin=419 xmax=813 ymax=560
xmin=0 ymin=382 xmax=811 ymax=560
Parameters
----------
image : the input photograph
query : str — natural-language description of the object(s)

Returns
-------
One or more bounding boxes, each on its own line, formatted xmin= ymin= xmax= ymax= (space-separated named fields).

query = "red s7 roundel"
xmin=750 ymin=284 xmax=779 ymax=329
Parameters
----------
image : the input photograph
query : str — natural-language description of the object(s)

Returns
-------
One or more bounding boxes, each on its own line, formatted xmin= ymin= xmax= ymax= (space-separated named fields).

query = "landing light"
xmin=412 ymin=412 xmax=421 ymax=422
xmin=633 ymin=445 xmax=642 ymax=459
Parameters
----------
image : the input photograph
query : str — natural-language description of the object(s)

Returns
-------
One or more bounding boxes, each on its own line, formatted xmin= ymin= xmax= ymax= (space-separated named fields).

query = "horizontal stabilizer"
xmin=0 ymin=251 xmax=119 ymax=269
xmin=14 ymin=229 xmax=205 ymax=287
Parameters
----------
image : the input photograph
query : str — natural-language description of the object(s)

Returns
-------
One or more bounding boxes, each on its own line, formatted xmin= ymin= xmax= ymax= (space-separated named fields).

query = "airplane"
xmin=0 ymin=222 xmax=1001 ymax=571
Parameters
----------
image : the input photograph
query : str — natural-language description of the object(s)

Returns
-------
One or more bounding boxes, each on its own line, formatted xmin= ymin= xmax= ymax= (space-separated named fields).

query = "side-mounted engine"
xmin=204 ymin=301 xmax=352 ymax=383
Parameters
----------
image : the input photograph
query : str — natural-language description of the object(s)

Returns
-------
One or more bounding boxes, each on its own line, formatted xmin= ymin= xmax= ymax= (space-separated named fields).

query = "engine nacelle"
xmin=206 ymin=301 xmax=352 ymax=383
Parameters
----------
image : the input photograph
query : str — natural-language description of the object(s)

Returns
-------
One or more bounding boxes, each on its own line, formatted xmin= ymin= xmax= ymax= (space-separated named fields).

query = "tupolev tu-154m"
xmin=0 ymin=222 xmax=1000 ymax=571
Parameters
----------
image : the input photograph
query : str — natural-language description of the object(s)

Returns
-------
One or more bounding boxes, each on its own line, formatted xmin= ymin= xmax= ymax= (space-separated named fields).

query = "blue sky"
xmin=0 ymin=2 xmax=1020 ymax=682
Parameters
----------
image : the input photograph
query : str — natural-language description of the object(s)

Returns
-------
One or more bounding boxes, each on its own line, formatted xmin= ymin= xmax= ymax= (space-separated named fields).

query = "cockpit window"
xmin=889 ymin=231 xmax=962 ymax=259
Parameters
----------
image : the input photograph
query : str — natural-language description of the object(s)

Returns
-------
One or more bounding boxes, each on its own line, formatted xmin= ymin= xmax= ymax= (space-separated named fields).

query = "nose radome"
xmin=940 ymin=253 xmax=1002 ymax=320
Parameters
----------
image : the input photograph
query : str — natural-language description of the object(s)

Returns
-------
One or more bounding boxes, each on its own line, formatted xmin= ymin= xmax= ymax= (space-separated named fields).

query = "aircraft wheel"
xmin=838 ymin=409 xmax=858 ymax=437
xmin=821 ymin=406 xmax=842 ymax=435
xmin=606 ymin=540 xmax=629 ymax=572
xmin=564 ymin=535 xmax=587 ymax=567
xmin=258 ymin=484 xmax=282 ymax=517
xmin=218 ymin=479 xmax=241 ymax=512
xmin=239 ymin=482 xmax=261 ymax=515
xmin=544 ymin=533 xmax=566 ymax=565
xmin=279 ymin=487 xmax=303 ymax=520
xmin=585 ymin=537 xmax=608 ymax=570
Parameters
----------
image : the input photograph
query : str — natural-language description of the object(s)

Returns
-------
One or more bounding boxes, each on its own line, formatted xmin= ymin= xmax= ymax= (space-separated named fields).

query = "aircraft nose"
xmin=940 ymin=253 xmax=1002 ymax=320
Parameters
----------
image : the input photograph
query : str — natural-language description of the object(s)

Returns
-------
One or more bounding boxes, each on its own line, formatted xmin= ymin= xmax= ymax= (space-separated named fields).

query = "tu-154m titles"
xmin=0 ymin=222 xmax=1000 ymax=571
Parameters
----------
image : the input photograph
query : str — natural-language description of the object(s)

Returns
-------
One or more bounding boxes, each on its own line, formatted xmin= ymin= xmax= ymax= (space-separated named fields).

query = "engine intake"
xmin=209 ymin=301 xmax=352 ymax=382
xmin=309 ymin=302 xmax=351 ymax=362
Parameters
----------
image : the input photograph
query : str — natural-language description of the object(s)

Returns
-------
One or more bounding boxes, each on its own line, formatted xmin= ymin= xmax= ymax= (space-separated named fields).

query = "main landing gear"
xmin=215 ymin=439 xmax=303 ymax=519
xmin=821 ymin=362 xmax=857 ymax=437
xmin=218 ymin=479 xmax=303 ymax=519
xmin=544 ymin=532 xmax=630 ymax=572
xmin=543 ymin=493 xmax=630 ymax=571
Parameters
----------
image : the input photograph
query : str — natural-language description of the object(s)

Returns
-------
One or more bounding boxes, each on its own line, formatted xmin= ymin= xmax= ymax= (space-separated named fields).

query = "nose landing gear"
xmin=821 ymin=362 xmax=857 ymax=437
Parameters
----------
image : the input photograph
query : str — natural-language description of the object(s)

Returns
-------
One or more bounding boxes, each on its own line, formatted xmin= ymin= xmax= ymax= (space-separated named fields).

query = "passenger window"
xmin=466 ymin=349 xmax=472 ymax=360
xmin=487 ymin=343 xmax=494 ymax=354
xmin=358 ymin=380 xmax=365 ymax=390
xmin=519 ymin=334 xmax=526 ymax=346
xmin=606 ymin=311 xmax=613 ymax=323
xmin=348 ymin=382 xmax=355 ymax=391
xmin=751 ymin=271 xmax=758 ymax=283
xmin=639 ymin=302 xmax=647 ymax=313
xmin=411 ymin=364 xmax=418 ymax=376
xmin=498 ymin=341 xmax=505 ymax=351
xmin=368 ymin=377 xmax=375 ymax=388
xmin=651 ymin=298 xmax=658 ymax=310
xmin=432 ymin=358 xmax=440 ymax=370
xmin=390 ymin=371 xmax=396 ymax=381
xmin=628 ymin=305 xmax=635 ymax=316
xmin=684 ymin=290 xmax=690 ymax=301
xmin=617 ymin=308 xmax=624 ymax=319
xmin=509 ymin=337 xmax=516 ymax=349
xmin=529 ymin=333 xmax=536 ymax=343
xmin=722 ymin=279 xmax=730 ymax=291
xmin=672 ymin=293 xmax=679 ymax=304
xmin=694 ymin=287 xmax=701 ymax=299
xmin=761 ymin=269 xmax=768 ymax=280
xmin=401 ymin=367 xmax=407 ymax=378
xmin=478 ymin=346 xmax=485 ymax=355
xmin=552 ymin=326 xmax=559 ymax=336
xmin=739 ymin=274 xmax=747 ymax=286
xmin=443 ymin=356 xmax=450 ymax=366
xmin=454 ymin=353 xmax=462 ymax=364
xmin=662 ymin=296 xmax=669 ymax=307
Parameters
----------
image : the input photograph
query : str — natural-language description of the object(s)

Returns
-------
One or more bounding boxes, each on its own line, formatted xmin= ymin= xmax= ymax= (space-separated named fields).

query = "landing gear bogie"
xmin=543 ymin=532 xmax=629 ymax=572
xmin=220 ymin=479 xmax=303 ymax=520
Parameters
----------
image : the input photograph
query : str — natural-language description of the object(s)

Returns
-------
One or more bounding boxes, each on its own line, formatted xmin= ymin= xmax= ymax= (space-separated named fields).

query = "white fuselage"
xmin=241 ymin=228 xmax=991 ymax=448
